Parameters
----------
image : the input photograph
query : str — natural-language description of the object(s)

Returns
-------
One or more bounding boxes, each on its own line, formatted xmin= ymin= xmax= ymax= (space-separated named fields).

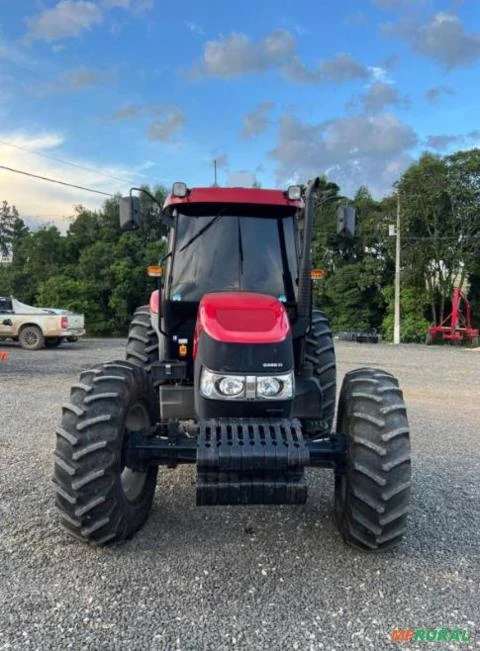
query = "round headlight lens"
xmin=218 ymin=376 xmax=244 ymax=397
xmin=257 ymin=377 xmax=281 ymax=398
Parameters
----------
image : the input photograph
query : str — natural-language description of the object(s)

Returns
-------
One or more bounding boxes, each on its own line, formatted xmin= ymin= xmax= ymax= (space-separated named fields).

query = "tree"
xmin=1 ymin=185 xmax=167 ymax=334
xmin=399 ymin=151 xmax=480 ymax=324
xmin=313 ymin=181 xmax=389 ymax=333
xmin=0 ymin=201 xmax=21 ymax=259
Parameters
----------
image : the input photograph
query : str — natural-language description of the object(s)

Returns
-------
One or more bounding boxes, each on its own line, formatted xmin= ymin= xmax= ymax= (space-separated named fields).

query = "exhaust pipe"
xmin=297 ymin=177 xmax=319 ymax=335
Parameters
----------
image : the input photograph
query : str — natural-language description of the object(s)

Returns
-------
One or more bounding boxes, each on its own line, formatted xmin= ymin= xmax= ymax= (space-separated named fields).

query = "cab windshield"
xmin=169 ymin=204 xmax=298 ymax=303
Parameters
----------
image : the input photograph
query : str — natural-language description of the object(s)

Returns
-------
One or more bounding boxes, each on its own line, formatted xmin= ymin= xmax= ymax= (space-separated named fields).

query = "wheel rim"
xmin=122 ymin=402 xmax=150 ymax=502
xmin=24 ymin=329 xmax=38 ymax=346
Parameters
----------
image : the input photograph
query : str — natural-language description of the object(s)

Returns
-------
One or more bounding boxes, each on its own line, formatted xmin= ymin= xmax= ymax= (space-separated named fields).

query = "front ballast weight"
xmin=125 ymin=417 xmax=348 ymax=506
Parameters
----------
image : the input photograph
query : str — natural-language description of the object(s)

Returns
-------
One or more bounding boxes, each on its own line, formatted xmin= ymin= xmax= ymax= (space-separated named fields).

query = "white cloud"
xmin=283 ymin=53 xmax=369 ymax=84
xmin=147 ymin=109 xmax=186 ymax=142
xmin=61 ymin=66 xmax=116 ymax=90
xmin=350 ymin=81 xmax=406 ymax=113
xmin=270 ymin=112 xmax=418 ymax=196
xmin=368 ymin=66 xmax=393 ymax=84
xmin=373 ymin=0 xmax=431 ymax=9
xmin=187 ymin=30 xmax=372 ymax=85
xmin=0 ymin=132 xmax=136 ymax=229
xmin=101 ymin=0 xmax=154 ymax=11
xmin=241 ymin=102 xmax=274 ymax=139
xmin=228 ymin=171 xmax=255 ymax=187
xmin=383 ymin=12 xmax=480 ymax=69
xmin=0 ymin=37 xmax=34 ymax=66
xmin=188 ymin=29 xmax=295 ymax=79
xmin=215 ymin=153 xmax=228 ymax=168
xmin=25 ymin=1 xmax=103 ymax=42
xmin=425 ymin=85 xmax=455 ymax=103
xmin=25 ymin=0 xmax=153 ymax=43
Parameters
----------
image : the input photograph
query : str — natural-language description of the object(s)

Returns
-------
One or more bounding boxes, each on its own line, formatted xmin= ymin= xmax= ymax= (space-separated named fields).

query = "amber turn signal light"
xmin=147 ymin=265 xmax=162 ymax=277
xmin=310 ymin=268 xmax=327 ymax=280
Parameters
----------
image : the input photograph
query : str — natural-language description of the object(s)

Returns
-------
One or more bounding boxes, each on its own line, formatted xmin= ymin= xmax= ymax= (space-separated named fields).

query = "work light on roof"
xmin=172 ymin=182 xmax=188 ymax=198
xmin=287 ymin=185 xmax=302 ymax=201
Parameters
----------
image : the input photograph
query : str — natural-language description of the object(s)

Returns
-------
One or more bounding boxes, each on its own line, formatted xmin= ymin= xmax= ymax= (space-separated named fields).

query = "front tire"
xmin=53 ymin=361 xmax=158 ymax=545
xmin=334 ymin=368 xmax=411 ymax=552
xmin=19 ymin=325 xmax=44 ymax=350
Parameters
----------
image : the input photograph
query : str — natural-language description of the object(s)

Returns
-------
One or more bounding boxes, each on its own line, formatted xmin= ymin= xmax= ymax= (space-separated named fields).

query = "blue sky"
xmin=1 ymin=0 xmax=480 ymax=227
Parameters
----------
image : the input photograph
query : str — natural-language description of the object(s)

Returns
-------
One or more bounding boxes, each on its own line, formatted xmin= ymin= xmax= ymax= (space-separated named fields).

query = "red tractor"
xmin=53 ymin=179 xmax=411 ymax=551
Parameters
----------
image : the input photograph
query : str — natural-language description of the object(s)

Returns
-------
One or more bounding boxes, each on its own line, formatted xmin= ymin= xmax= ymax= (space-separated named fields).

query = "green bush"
xmin=382 ymin=286 xmax=431 ymax=343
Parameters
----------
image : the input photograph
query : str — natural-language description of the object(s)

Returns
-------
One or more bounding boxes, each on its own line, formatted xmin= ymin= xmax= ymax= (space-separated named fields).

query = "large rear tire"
xmin=303 ymin=310 xmax=336 ymax=434
xmin=19 ymin=325 xmax=45 ymax=350
xmin=334 ymin=367 xmax=411 ymax=552
xmin=126 ymin=306 xmax=159 ymax=373
xmin=53 ymin=361 xmax=158 ymax=545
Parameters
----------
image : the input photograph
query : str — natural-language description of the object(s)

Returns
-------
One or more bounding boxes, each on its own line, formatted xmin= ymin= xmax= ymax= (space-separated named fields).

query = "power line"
xmin=315 ymin=230 xmax=480 ymax=242
xmin=0 ymin=164 xmax=115 ymax=197
xmin=0 ymin=139 xmax=134 ymax=186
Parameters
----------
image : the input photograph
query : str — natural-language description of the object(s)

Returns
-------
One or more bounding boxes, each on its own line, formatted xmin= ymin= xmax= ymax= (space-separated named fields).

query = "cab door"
xmin=0 ymin=298 xmax=14 ymax=337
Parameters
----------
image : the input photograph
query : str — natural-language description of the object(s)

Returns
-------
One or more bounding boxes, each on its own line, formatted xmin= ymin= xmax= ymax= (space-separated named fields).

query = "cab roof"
xmin=163 ymin=186 xmax=304 ymax=210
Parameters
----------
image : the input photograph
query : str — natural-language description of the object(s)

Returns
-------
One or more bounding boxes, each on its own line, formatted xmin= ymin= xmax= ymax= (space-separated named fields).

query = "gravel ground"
xmin=0 ymin=338 xmax=479 ymax=650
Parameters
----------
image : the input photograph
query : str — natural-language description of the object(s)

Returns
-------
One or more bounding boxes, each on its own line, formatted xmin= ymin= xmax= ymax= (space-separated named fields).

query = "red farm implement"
xmin=427 ymin=288 xmax=479 ymax=347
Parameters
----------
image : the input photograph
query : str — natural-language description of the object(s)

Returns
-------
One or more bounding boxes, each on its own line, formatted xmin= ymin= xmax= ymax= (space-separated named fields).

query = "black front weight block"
xmin=126 ymin=419 xmax=347 ymax=506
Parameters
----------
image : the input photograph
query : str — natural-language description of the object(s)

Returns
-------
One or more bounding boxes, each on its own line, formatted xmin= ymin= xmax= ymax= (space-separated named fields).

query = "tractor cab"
xmin=158 ymin=186 xmax=303 ymax=371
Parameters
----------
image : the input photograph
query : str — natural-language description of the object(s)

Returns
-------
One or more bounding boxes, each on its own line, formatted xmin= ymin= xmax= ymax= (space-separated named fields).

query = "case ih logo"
xmin=391 ymin=628 xmax=471 ymax=643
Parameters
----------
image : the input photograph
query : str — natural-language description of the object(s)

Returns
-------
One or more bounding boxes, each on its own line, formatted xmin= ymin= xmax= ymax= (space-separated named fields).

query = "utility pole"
xmin=394 ymin=192 xmax=401 ymax=344
xmin=213 ymin=159 xmax=217 ymax=186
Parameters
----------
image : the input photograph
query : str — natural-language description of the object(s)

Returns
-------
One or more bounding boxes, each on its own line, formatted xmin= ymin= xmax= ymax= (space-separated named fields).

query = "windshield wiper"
xmin=179 ymin=209 xmax=226 ymax=253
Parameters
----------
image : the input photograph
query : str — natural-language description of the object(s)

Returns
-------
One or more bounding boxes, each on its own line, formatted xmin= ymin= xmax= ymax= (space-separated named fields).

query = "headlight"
xmin=256 ymin=377 xmax=280 ymax=397
xmin=218 ymin=376 xmax=245 ymax=397
xmin=200 ymin=369 xmax=245 ymax=400
xmin=257 ymin=373 xmax=293 ymax=400
xmin=200 ymin=368 xmax=294 ymax=401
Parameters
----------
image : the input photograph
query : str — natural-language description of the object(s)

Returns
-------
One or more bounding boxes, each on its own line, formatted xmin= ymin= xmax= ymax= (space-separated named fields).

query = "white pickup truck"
xmin=0 ymin=297 xmax=85 ymax=350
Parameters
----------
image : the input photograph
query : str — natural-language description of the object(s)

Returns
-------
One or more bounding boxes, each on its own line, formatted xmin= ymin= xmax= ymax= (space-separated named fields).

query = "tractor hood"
xmin=196 ymin=292 xmax=290 ymax=346
xmin=194 ymin=292 xmax=294 ymax=419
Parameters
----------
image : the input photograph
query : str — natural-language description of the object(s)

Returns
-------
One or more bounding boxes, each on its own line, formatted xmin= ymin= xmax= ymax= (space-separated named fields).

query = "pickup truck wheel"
xmin=67 ymin=336 xmax=78 ymax=343
xmin=45 ymin=337 xmax=62 ymax=348
xmin=19 ymin=325 xmax=45 ymax=350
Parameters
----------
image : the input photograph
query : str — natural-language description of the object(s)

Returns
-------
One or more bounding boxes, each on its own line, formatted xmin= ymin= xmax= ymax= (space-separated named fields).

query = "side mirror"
xmin=2 ymin=319 xmax=12 ymax=326
xmin=336 ymin=205 xmax=356 ymax=238
xmin=119 ymin=196 xmax=141 ymax=231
